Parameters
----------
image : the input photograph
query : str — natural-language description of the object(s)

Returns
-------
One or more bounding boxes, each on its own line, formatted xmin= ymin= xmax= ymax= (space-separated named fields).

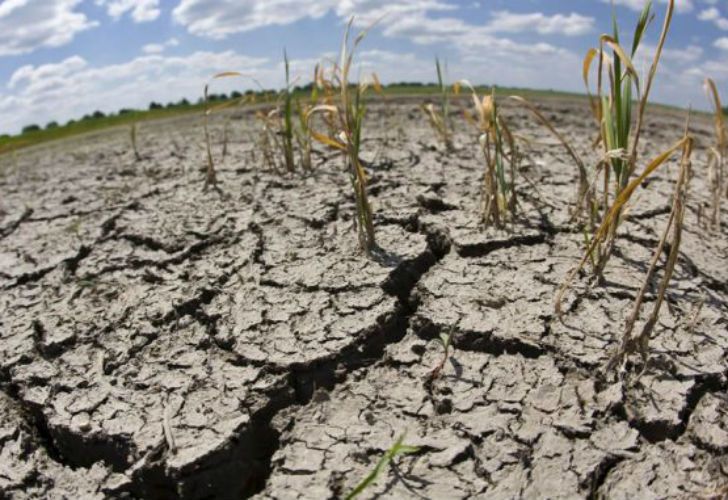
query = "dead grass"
xmin=608 ymin=123 xmax=693 ymax=372
xmin=203 ymin=71 xmax=243 ymax=191
xmin=705 ymin=78 xmax=726 ymax=230
xmin=307 ymin=19 xmax=381 ymax=254
xmin=422 ymin=58 xmax=454 ymax=151
xmin=457 ymin=82 xmax=518 ymax=227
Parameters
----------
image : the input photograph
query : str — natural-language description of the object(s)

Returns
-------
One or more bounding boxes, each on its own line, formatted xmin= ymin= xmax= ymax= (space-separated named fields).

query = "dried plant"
xmin=254 ymin=53 xmax=319 ymax=173
xmin=203 ymin=72 xmax=259 ymax=190
xmin=508 ymin=95 xmax=592 ymax=223
xmin=307 ymin=19 xmax=382 ymax=254
xmin=294 ymin=65 xmax=323 ymax=172
xmin=705 ymin=78 xmax=726 ymax=230
xmin=203 ymin=72 xmax=241 ymax=191
xmin=221 ymin=119 xmax=230 ymax=161
xmin=256 ymin=110 xmax=280 ymax=173
xmin=607 ymin=127 xmax=693 ymax=372
xmin=130 ymin=122 xmax=142 ymax=161
xmin=281 ymin=49 xmax=296 ymax=172
xmin=553 ymin=0 xmax=698 ymax=373
xmin=422 ymin=58 xmax=454 ymax=151
xmin=458 ymin=82 xmax=518 ymax=227
xmin=556 ymin=135 xmax=692 ymax=317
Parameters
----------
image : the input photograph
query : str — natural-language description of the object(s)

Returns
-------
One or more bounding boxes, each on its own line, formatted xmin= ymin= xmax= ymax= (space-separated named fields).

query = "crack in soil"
xmin=238 ymin=220 xmax=453 ymax=496
xmin=0 ymin=207 xmax=33 ymax=240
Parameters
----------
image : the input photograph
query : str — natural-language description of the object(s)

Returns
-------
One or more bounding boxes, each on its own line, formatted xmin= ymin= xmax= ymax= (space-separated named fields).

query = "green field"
xmin=0 ymin=105 xmax=207 ymax=155
xmin=0 ymin=84 xmax=586 ymax=155
xmin=0 ymin=83 xmax=716 ymax=155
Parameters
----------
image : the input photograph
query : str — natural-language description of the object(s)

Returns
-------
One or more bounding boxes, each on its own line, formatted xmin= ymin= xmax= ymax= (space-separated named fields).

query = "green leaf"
xmin=602 ymin=95 xmax=616 ymax=154
xmin=631 ymin=0 xmax=653 ymax=57
xmin=439 ymin=332 xmax=451 ymax=349
xmin=345 ymin=434 xmax=420 ymax=500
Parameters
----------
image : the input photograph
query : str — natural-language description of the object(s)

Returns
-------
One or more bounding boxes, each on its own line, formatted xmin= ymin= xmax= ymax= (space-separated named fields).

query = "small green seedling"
xmin=430 ymin=329 xmax=453 ymax=381
xmin=345 ymin=434 xmax=420 ymax=500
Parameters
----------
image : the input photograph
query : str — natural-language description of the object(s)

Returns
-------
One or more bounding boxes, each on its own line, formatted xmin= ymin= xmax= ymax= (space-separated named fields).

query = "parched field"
xmin=1 ymin=97 xmax=727 ymax=499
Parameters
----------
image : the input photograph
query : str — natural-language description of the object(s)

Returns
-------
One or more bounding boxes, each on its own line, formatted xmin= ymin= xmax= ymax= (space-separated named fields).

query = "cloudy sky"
xmin=0 ymin=0 xmax=727 ymax=134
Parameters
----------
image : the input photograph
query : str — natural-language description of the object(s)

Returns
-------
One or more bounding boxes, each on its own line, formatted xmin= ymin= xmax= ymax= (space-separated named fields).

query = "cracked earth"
xmin=1 ymin=97 xmax=727 ymax=499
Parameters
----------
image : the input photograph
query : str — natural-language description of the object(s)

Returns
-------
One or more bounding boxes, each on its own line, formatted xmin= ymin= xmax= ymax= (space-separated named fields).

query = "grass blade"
xmin=345 ymin=434 xmax=419 ymax=499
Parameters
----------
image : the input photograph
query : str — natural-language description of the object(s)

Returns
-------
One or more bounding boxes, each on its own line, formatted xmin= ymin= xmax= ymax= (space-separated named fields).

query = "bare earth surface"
xmin=1 ymin=97 xmax=727 ymax=499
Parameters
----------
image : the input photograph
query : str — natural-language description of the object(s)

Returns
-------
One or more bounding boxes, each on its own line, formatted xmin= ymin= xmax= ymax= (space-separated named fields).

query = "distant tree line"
xmin=18 ymin=93 xmax=249 ymax=134
xmin=15 ymin=82 xmax=548 ymax=136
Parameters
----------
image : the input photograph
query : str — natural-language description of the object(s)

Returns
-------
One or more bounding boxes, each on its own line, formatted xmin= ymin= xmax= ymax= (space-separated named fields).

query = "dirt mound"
xmin=1 ymin=98 xmax=727 ymax=498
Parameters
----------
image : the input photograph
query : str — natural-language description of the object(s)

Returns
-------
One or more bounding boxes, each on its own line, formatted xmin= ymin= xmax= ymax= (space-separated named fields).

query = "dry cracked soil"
xmin=1 ymin=97 xmax=727 ymax=499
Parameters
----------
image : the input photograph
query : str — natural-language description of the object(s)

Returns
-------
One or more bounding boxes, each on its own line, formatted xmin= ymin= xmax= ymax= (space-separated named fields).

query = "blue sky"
xmin=0 ymin=0 xmax=727 ymax=134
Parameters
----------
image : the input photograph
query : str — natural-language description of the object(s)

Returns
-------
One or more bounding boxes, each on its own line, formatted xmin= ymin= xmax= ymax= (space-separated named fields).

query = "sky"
xmin=0 ymin=0 xmax=727 ymax=134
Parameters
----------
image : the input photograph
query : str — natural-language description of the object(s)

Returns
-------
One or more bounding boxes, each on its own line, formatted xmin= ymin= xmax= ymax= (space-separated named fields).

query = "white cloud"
xmin=714 ymin=37 xmax=728 ymax=50
xmin=0 ymin=0 xmax=97 ymax=56
xmin=376 ymin=11 xmax=573 ymax=58
xmin=486 ymin=11 xmax=593 ymax=36
xmin=167 ymin=0 xmax=587 ymax=88
xmin=697 ymin=7 xmax=728 ymax=30
xmin=171 ymin=0 xmax=591 ymax=39
xmin=635 ymin=43 xmax=704 ymax=67
xmin=662 ymin=44 xmax=704 ymax=63
xmin=604 ymin=0 xmax=694 ymax=14
xmin=142 ymin=37 xmax=180 ymax=54
xmin=343 ymin=11 xmax=587 ymax=97
xmin=172 ymin=0 xmax=337 ymax=39
xmin=96 ymin=0 xmax=161 ymax=23
xmin=141 ymin=43 xmax=164 ymax=54
xmin=0 ymin=51 xmax=270 ymax=133
xmin=0 ymin=39 xmax=581 ymax=135
xmin=699 ymin=6 xmax=720 ymax=20
xmin=8 ymin=55 xmax=88 ymax=90
xmin=336 ymin=0 xmax=456 ymax=29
